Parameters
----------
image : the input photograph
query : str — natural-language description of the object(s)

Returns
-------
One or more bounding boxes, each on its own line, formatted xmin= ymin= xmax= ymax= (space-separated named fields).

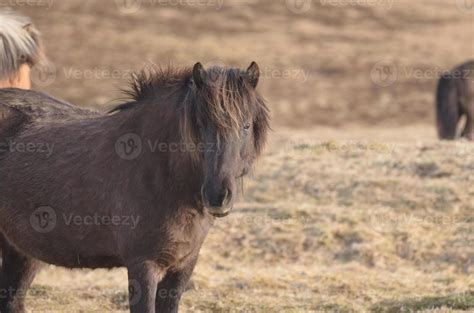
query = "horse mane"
xmin=125 ymin=66 xmax=192 ymax=102
xmin=108 ymin=65 xmax=192 ymax=113
xmin=110 ymin=64 xmax=270 ymax=155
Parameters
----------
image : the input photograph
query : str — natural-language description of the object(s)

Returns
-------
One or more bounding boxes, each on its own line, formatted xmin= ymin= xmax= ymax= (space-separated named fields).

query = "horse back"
xmin=0 ymin=88 xmax=100 ymax=144
xmin=0 ymin=104 xmax=30 ymax=140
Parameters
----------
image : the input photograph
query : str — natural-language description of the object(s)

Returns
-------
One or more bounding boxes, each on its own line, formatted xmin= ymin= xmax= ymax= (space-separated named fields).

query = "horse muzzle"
xmin=205 ymin=205 xmax=232 ymax=218
xmin=201 ymin=185 xmax=233 ymax=218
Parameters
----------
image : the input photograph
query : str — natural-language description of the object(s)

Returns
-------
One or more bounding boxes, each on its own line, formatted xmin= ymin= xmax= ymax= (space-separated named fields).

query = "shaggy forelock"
xmin=193 ymin=66 xmax=256 ymax=139
xmin=0 ymin=9 xmax=42 ymax=82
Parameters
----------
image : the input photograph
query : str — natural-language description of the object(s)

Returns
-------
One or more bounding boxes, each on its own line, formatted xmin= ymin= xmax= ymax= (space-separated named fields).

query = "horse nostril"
xmin=200 ymin=186 xmax=207 ymax=204
xmin=223 ymin=188 xmax=228 ymax=200
xmin=201 ymin=185 xmax=232 ymax=208
xmin=223 ymin=188 xmax=232 ymax=206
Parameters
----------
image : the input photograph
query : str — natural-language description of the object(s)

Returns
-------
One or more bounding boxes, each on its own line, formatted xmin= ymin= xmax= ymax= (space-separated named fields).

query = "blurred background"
xmin=5 ymin=0 xmax=474 ymax=312
xmin=19 ymin=0 xmax=473 ymax=128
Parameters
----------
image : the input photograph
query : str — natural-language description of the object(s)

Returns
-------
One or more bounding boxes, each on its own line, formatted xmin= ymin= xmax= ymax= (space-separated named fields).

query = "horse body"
xmin=436 ymin=60 xmax=474 ymax=140
xmin=0 ymin=63 xmax=269 ymax=313
xmin=1 ymin=89 xmax=212 ymax=270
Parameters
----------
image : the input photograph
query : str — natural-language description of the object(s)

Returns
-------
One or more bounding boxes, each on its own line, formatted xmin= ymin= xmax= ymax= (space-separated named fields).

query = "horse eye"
xmin=243 ymin=123 xmax=251 ymax=131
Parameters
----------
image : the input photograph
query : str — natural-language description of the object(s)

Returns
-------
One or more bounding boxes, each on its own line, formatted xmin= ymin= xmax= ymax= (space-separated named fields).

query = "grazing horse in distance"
xmin=0 ymin=62 xmax=270 ymax=313
xmin=436 ymin=60 xmax=474 ymax=140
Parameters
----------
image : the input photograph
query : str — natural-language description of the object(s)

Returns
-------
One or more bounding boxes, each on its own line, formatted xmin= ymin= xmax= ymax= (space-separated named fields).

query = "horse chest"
xmin=155 ymin=209 xmax=213 ymax=270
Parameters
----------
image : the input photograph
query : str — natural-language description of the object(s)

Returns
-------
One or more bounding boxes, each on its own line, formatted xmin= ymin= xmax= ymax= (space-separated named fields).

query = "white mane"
xmin=0 ymin=9 xmax=42 ymax=81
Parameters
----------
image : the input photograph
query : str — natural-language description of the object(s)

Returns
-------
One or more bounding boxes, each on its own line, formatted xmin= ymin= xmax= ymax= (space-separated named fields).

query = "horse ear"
xmin=246 ymin=61 xmax=260 ymax=88
xmin=193 ymin=62 xmax=208 ymax=89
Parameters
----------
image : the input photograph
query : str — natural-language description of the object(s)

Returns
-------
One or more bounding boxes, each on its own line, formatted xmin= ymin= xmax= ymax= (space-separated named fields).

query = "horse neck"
xmin=113 ymin=95 xmax=204 ymax=198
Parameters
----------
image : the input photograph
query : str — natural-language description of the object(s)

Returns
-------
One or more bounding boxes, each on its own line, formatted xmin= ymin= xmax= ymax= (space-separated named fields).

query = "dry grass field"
xmin=2 ymin=0 xmax=474 ymax=312
xmin=27 ymin=129 xmax=474 ymax=312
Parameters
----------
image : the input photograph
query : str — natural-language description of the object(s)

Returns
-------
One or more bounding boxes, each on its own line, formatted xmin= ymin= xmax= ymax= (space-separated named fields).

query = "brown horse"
xmin=436 ymin=60 xmax=474 ymax=140
xmin=0 ymin=88 xmax=99 ymax=263
xmin=0 ymin=62 xmax=269 ymax=313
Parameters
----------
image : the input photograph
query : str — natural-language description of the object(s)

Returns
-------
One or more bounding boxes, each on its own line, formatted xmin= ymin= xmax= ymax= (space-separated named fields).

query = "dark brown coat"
xmin=0 ymin=62 xmax=269 ymax=313
xmin=436 ymin=60 xmax=474 ymax=140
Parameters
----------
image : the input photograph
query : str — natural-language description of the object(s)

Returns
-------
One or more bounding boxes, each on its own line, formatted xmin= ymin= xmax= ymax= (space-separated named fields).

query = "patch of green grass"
xmin=28 ymin=285 xmax=54 ymax=297
xmin=370 ymin=291 xmax=474 ymax=313
xmin=110 ymin=290 xmax=129 ymax=311
xmin=316 ymin=303 xmax=357 ymax=313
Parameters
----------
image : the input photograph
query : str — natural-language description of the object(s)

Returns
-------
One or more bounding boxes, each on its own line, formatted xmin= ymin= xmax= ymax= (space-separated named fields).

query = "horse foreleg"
xmin=0 ymin=235 xmax=41 ymax=313
xmin=127 ymin=261 xmax=163 ymax=313
xmin=155 ymin=256 xmax=198 ymax=313
xmin=461 ymin=110 xmax=473 ymax=140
